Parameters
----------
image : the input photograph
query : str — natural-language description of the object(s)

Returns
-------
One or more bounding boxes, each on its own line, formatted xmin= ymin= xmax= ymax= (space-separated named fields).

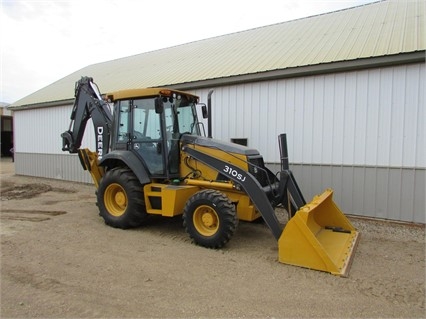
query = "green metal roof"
xmin=11 ymin=0 xmax=425 ymax=109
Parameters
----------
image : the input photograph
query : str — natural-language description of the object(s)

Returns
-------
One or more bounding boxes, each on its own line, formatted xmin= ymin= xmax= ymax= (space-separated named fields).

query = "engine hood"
xmin=181 ymin=135 xmax=259 ymax=156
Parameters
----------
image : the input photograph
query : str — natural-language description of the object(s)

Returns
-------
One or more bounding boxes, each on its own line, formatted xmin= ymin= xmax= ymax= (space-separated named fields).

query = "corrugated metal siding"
xmin=14 ymin=153 xmax=92 ymax=183
xmin=14 ymin=104 xmax=95 ymax=154
xmin=192 ymin=63 xmax=425 ymax=169
xmin=13 ymin=63 xmax=425 ymax=223
xmin=191 ymin=63 xmax=425 ymax=223
xmin=13 ymin=104 xmax=96 ymax=183
xmin=263 ymin=163 xmax=425 ymax=223
xmin=287 ymin=164 xmax=424 ymax=223
xmin=13 ymin=155 xmax=425 ymax=223
xmin=11 ymin=0 xmax=425 ymax=108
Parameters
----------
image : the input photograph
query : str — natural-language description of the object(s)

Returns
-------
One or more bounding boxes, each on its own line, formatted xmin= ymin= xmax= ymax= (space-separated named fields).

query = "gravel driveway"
xmin=1 ymin=158 xmax=424 ymax=318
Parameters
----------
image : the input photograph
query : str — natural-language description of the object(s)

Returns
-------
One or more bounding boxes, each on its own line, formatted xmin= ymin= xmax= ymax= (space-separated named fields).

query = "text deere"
xmin=97 ymin=126 xmax=103 ymax=158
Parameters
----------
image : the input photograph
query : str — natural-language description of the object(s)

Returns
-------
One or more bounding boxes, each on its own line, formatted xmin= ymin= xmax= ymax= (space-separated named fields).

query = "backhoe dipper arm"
xmin=61 ymin=77 xmax=113 ymax=158
xmin=183 ymin=146 xmax=283 ymax=240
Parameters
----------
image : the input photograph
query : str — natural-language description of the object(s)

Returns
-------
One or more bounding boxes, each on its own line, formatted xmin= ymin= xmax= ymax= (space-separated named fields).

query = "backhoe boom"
xmin=61 ymin=77 xmax=113 ymax=158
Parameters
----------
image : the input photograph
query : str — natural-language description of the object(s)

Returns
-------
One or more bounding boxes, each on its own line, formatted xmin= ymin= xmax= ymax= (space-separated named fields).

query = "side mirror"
xmin=201 ymin=104 xmax=208 ymax=119
xmin=155 ymin=97 xmax=164 ymax=114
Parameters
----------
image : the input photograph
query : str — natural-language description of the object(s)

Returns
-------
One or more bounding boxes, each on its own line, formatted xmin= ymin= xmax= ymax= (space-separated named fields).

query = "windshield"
xmin=162 ymin=93 xmax=202 ymax=136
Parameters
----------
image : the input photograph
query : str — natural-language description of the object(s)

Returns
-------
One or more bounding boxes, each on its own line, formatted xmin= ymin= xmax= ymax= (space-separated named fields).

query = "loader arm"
xmin=184 ymin=141 xmax=360 ymax=277
xmin=61 ymin=77 xmax=113 ymax=158
xmin=183 ymin=146 xmax=284 ymax=240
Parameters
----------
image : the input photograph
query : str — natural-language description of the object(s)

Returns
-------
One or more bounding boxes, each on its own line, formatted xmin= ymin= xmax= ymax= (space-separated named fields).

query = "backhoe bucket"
xmin=278 ymin=189 xmax=360 ymax=277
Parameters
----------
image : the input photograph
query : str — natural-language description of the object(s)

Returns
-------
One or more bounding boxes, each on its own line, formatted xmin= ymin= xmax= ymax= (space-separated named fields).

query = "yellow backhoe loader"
xmin=62 ymin=77 xmax=360 ymax=276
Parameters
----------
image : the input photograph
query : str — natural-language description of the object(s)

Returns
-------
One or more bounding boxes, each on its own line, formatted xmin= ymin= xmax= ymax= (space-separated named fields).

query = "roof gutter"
xmin=8 ymin=98 xmax=74 ymax=111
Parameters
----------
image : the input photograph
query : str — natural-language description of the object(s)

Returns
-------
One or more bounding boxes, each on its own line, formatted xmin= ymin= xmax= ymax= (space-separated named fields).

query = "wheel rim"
xmin=193 ymin=205 xmax=219 ymax=236
xmin=104 ymin=183 xmax=127 ymax=217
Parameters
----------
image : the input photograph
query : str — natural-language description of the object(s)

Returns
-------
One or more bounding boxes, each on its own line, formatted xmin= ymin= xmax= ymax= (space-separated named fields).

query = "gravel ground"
xmin=1 ymin=158 xmax=425 ymax=318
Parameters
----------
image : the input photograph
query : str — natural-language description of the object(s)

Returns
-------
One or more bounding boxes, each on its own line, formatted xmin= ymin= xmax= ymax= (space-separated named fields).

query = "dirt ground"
xmin=0 ymin=158 xmax=425 ymax=318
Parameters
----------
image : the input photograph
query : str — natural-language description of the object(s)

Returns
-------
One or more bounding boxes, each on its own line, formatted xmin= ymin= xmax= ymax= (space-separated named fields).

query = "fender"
xmin=99 ymin=150 xmax=151 ymax=185
xmin=183 ymin=146 xmax=283 ymax=240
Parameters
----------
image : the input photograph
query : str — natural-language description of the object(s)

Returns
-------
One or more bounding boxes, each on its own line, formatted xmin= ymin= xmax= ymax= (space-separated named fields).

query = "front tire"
xmin=97 ymin=167 xmax=147 ymax=229
xmin=183 ymin=189 xmax=238 ymax=248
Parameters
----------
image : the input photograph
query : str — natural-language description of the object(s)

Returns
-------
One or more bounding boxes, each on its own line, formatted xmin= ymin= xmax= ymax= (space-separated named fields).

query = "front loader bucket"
xmin=278 ymin=189 xmax=360 ymax=277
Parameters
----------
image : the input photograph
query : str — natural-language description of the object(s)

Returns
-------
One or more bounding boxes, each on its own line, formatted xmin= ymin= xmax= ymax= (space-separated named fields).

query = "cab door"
xmin=113 ymin=100 xmax=131 ymax=151
xmin=132 ymin=98 xmax=165 ymax=176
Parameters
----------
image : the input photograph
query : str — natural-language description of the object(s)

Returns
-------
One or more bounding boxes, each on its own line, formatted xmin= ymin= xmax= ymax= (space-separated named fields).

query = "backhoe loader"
xmin=61 ymin=77 xmax=360 ymax=276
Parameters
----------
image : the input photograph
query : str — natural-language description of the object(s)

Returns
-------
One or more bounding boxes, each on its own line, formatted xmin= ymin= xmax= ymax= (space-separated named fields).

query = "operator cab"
xmin=108 ymin=88 xmax=205 ymax=179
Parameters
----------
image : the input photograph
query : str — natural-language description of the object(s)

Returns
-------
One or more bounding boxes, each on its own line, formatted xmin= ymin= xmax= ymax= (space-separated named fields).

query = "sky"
xmin=1 ymin=0 xmax=378 ymax=104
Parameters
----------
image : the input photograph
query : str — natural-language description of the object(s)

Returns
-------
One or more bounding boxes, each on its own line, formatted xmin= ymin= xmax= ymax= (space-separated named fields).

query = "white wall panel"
xmin=365 ymin=70 xmax=380 ymax=166
xmin=14 ymin=104 xmax=95 ymax=155
xmin=377 ymin=68 xmax=393 ymax=166
xmin=354 ymin=72 xmax=368 ymax=165
xmin=193 ymin=63 xmax=425 ymax=168
xmin=390 ymin=67 xmax=406 ymax=167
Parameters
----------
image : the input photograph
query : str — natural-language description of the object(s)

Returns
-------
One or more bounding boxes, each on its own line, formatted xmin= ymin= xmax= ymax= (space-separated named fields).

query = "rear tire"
xmin=97 ymin=167 xmax=147 ymax=229
xmin=183 ymin=189 xmax=238 ymax=248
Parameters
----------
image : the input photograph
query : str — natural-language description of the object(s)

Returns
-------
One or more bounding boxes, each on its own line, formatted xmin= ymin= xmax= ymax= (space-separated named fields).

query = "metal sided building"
xmin=9 ymin=0 xmax=425 ymax=223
